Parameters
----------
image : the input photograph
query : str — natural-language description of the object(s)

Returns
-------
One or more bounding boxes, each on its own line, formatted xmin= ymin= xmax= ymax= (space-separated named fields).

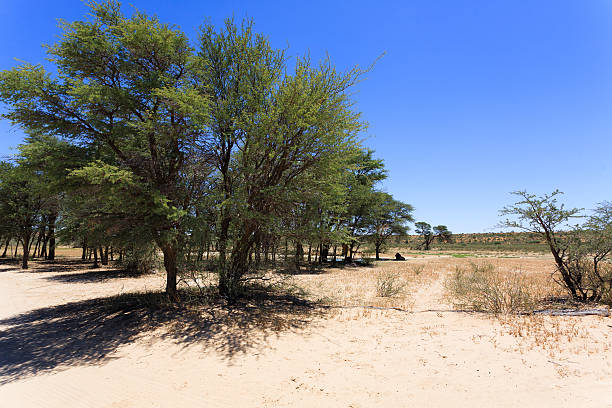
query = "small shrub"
xmin=376 ymin=270 xmax=406 ymax=297
xmin=570 ymin=259 xmax=612 ymax=305
xmin=360 ymin=257 xmax=375 ymax=266
xmin=121 ymin=244 xmax=159 ymax=274
xmin=410 ymin=264 xmax=425 ymax=275
xmin=444 ymin=262 xmax=538 ymax=314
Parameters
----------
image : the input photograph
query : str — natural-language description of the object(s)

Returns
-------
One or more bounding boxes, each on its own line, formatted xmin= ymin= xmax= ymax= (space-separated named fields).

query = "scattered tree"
xmin=500 ymin=190 xmax=612 ymax=302
xmin=415 ymin=221 xmax=434 ymax=250
xmin=368 ymin=193 xmax=413 ymax=260
xmin=433 ymin=225 xmax=452 ymax=243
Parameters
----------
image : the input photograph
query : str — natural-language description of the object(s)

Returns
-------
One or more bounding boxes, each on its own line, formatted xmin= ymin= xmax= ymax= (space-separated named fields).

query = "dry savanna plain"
xmin=1 ymin=246 xmax=611 ymax=407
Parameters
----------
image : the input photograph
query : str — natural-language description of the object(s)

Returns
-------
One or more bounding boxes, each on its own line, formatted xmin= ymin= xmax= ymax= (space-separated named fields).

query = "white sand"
xmin=1 ymin=258 xmax=611 ymax=407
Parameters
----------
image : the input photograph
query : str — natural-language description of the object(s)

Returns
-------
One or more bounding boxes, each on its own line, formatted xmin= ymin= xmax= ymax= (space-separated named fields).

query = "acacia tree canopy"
xmin=0 ymin=1 xmax=387 ymax=300
xmin=415 ymin=221 xmax=434 ymax=250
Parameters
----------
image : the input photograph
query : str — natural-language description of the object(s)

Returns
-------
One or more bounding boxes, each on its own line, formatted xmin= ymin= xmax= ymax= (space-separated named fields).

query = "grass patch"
xmin=375 ymin=270 xmax=406 ymax=297
xmin=443 ymin=262 xmax=539 ymax=314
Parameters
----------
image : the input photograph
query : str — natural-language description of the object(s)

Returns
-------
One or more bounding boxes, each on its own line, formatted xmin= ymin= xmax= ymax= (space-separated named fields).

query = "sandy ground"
xmin=1 ymin=255 xmax=611 ymax=407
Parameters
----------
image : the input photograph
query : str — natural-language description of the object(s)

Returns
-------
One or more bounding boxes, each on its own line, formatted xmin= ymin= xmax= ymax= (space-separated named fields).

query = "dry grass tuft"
xmin=492 ymin=315 xmax=612 ymax=361
xmin=375 ymin=270 xmax=406 ymax=297
xmin=443 ymin=262 xmax=540 ymax=314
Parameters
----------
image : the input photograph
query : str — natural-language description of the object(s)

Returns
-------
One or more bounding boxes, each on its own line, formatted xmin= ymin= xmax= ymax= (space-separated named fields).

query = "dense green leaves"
xmin=0 ymin=1 xmax=412 ymax=300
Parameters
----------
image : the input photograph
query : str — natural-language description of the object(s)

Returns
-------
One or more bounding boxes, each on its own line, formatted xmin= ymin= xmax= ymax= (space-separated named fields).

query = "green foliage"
xmin=120 ymin=243 xmax=160 ymax=274
xmin=0 ymin=1 xmax=214 ymax=298
xmin=414 ymin=221 xmax=434 ymax=250
xmin=433 ymin=225 xmax=452 ymax=243
xmin=562 ymin=202 xmax=612 ymax=304
xmin=500 ymin=191 xmax=612 ymax=303
xmin=336 ymin=149 xmax=389 ymax=259
xmin=0 ymin=161 xmax=47 ymax=267
xmin=0 ymin=1 xmax=411 ymax=301
xmin=195 ymin=18 xmax=379 ymax=296
xmin=366 ymin=192 xmax=413 ymax=259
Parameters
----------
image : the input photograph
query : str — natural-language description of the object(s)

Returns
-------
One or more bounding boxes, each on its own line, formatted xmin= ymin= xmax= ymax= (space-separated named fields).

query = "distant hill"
xmin=400 ymin=231 xmax=552 ymax=253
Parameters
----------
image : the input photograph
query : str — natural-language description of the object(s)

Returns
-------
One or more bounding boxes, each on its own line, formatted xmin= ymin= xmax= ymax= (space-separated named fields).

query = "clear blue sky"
xmin=1 ymin=0 xmax=611 ymax=232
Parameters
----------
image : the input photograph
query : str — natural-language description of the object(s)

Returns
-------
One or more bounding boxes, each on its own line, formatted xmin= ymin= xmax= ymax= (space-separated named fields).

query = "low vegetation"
xmin=0 ymin=1 xmax=414 ymax=301
xmin=501 ymin=191 xmax=612 ymax=304
xmin=375 ymin=270 xmax=406 ymax=297
xmin=444 ymin=262 xmax=540 ymax=314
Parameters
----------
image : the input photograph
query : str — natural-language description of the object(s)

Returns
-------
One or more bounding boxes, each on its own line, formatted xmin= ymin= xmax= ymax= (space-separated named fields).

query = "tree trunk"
xmin=320 ymin=244 xmax=329 ymax=264
xmin=217 ymin=215 xmax=231 ymax=272
xmin=101 ymin=246 xmax=109 ymax=265
xmin=263 ymin=240 xmax=269 ymax=263
xmin=47 ymin=214 xmax=57 ymax=260
xmin=332 ymin=245 xmax=337 ymax=266
xmin=93 ymin=247 xmax=99 ymax=268
xmin=40 ymin=235 xmax=48 ymax=259
xmin=295 ymin=242 xmax=303 ymax=269
xmin=28 ymin=234 xmax=36 ymax=255
xmin=81 ymin=241 xmax=87 ymax=261
xmin=344 ymin=243 xmax=352 ymax=262
xmin=1 ymin=238 xmax=9 ymax=257
xmin=219 ymin=225 xmax=256 ymax=300
xmin=544 ymin=233 xmax=580 ymax=300
xmin=14 ymin=239 xmax=20 ymax=258
xmin=375 ymin=244 xmax=381 ymax=260
xmin=161 ymin=244 xmax=179 ymax=301
xmin=33 ymin=232 xmax=42 ymax=259
xmin=21 ymin=233 xmax=31 ymax=269
xmin=284 ymin=239 xmax=288 ymax=263
xmin=254 ymin=238 xmax=261 ymax=268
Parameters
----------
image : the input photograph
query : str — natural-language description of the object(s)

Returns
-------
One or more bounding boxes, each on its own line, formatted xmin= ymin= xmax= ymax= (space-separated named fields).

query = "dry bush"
xmin=572 ymin=259 xmax=612 ymax=305
xmin=444 ymin=262 xmax=539 ymax=314
xmin=410 ymin=264 xmax=425 ymax=275
xmin=376 ymin=269 xmax=406 ymax=297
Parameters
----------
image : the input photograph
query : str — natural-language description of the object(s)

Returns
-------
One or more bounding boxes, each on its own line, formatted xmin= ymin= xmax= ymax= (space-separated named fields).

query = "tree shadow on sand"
xmin=2 ymin=259 xmax=143 ymax=279
xmin=31 ymin=259 xmax=102 ymax=274
xmin=0 ymin=258 xmax=94 ymax=274
xmin=0 ymin=289 xmax=326 ymax=385
xmin=0 ymin=258 xmax=21 ymax=272
xmin=44 ymin=268 xmax=152 ymax=283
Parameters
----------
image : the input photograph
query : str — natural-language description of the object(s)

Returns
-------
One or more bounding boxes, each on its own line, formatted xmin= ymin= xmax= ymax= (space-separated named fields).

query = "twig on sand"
xmin=532 ymin=309 xmax=610 ymax=317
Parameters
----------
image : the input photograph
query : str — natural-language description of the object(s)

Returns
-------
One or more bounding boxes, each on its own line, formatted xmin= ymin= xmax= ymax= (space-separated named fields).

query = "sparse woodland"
xmin=1 ymin=2 xmax=612 ymax=406
xmin=0 ymin=1 xmax=413 ymax=300
xmin=0 ymin=1 xmax=610 ymax=308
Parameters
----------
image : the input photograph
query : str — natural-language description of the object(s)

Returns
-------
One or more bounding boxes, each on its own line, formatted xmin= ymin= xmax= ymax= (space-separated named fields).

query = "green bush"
xmin=121 ymin=244 xmax=159 ymax=274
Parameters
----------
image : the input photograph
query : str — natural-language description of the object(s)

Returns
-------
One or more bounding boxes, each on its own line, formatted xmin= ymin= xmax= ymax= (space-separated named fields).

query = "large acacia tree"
xmin=194 ymin=20 xmax=367 ymax=297
xmin=0 ymin=1 xmax=211 ymax=300
xmin=0 ymin=1 xmax=370 ymax=300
